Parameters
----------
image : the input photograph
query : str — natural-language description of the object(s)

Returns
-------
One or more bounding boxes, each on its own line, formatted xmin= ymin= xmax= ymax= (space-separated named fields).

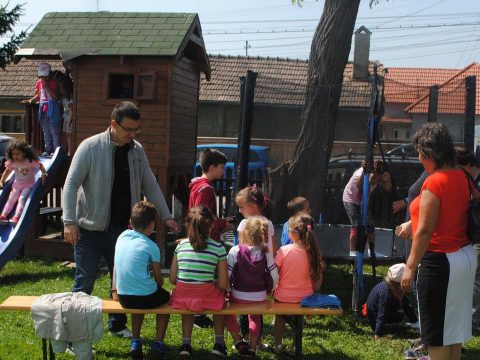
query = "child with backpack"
xmin=226 ymin=216 xmax=279 ymax=357
xmin=169 ymin=206 xmax=229 ymax=359
xmin=273 ymin=213 xmax=326 ymax=354
xmin=112 ymin=201 xmax=171 ymax=360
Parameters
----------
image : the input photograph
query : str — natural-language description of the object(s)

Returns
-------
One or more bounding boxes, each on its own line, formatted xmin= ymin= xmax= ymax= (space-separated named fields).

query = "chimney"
xmin=353 ymin=26 xmax=371 ymax=80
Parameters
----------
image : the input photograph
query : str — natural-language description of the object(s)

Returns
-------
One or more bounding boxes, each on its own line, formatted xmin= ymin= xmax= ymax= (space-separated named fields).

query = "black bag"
xmin=462 ymin=168 xmax=480 ymax=244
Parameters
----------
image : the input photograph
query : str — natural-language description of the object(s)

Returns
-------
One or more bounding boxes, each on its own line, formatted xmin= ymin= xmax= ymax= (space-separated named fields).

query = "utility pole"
xmin=245 ymin=41 xmax=251 ymax=57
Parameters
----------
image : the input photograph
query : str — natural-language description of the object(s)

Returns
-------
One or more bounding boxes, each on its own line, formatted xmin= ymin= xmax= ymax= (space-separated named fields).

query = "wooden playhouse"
xmin=14 ymin=12 xmax=211 ymax=259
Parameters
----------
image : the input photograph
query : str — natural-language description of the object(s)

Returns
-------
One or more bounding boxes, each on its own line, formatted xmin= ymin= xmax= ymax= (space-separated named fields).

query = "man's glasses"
xmin=116 ymin=121 xmax=142 ymax=134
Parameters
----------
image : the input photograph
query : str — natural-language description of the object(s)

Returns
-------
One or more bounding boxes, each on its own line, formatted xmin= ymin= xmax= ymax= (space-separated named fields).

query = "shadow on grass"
xmin=0 ymin=267 xmax=75 ymax=285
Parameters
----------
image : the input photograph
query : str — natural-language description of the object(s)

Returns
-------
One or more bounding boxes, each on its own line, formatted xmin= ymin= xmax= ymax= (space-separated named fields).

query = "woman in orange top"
xmin=401 ymin=123 xmax=476 ymax=360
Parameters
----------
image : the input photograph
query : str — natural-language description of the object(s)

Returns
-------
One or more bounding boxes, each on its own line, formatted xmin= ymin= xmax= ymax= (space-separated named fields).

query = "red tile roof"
xmin=200 ymin=55 xmax=382 ymax=109
xmin=0 ymin=58 xmax=64 ymax=98
xmin=405 ymin=63 xmax=480 ymax=115
xmin=384 ymin=67 xmax=459 ymax=104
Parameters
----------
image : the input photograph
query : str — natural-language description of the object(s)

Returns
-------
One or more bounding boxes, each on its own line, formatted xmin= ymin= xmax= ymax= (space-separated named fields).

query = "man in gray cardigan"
xmin=63 ymin=101 xmax=178 ymax=337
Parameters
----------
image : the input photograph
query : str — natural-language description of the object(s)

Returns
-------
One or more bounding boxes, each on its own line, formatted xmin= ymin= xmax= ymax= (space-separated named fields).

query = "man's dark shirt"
xmin=110 ymin=144 xmax=131 ymax=226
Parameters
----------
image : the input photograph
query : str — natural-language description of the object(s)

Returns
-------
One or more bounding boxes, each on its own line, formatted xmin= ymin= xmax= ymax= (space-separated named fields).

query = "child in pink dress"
xmin=273 ymin=213 xmax=326 ymax=354
xmin=0 ymin=141 xmax=47 ymax=225
xmin=169 ymin=206 xmax=229 ymax=358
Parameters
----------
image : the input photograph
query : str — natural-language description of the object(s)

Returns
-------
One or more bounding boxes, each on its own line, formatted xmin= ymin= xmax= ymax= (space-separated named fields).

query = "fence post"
xmin=464 ymin=76 xmax=476 ymax=154
xmin=427 ymin=85 xmax=439 ymax=123
xmin=235 ymin=70 xmax=258 ymax=192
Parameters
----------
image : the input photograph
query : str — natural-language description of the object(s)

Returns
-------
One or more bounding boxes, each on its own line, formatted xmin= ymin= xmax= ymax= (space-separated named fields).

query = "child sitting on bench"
xmin=112 ymin=201 xmax=170 ymax=360
xmin=273 ymin=213 xmax=326 ymax=355
xmin=226 ymin=216 xmax=279 ymax=357
xmin=169 ymin=206 xmax=228 ymax=359
xmin=0 ymin=141 xmax=47 ymax=225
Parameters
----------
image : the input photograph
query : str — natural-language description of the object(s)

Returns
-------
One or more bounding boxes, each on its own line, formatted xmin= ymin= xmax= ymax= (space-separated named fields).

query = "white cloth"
xmin=31 ymin=292 xmax=103 ymax=360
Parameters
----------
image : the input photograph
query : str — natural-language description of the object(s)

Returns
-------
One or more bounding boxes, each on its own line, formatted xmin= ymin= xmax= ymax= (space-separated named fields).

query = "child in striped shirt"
xmin=169 ymin=206 xmax=229 ymax=359
xmin=226 ymin=216 xmax=279 ymax=357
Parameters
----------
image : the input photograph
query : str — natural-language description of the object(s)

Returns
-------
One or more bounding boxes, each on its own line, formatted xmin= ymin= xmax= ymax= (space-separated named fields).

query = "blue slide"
xmin=0 ymin=147 xmax=67 ymax=270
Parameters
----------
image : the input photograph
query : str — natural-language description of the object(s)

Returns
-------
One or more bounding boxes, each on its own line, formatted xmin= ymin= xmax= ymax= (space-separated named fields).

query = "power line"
xmin=203 ymin=12 xmax=480 ymax=25
xmin=203 ymin=21 xmax=480 ymax=36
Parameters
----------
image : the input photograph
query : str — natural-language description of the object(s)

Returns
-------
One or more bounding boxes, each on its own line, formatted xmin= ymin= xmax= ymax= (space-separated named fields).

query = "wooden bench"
xmin=0 ymin=295 xmax=342 ymax=359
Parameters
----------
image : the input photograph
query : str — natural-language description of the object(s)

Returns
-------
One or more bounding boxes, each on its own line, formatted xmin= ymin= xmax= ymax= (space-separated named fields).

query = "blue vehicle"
xmin=195 ymin=144 xmax=270 ymax=183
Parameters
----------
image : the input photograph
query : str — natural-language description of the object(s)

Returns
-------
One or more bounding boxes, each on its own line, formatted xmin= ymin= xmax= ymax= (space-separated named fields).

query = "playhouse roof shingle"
xmin=0 ymin=58 xmax=64 ymax=98
xmin=19 ymin=12 xmax=199 ymax=57
xmin=199 ymin=55 xmax=381 ymax=109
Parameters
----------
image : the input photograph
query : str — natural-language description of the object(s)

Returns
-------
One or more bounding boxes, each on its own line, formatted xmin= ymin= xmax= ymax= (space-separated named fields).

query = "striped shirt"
xmin=175 ymin=238 xmax=227 ymax=283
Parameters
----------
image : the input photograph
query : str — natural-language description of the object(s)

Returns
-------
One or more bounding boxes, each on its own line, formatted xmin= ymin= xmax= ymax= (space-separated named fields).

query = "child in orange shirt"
xmin=273 ymin=213 xmax=326 ymax=354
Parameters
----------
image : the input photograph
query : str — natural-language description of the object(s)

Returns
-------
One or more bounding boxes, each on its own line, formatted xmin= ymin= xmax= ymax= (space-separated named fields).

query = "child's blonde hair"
xmin=235 ymin=186 xmax=265 ymax=209
xmin=243 ymin=216 xmax=269 ymax=253
xmin=288 ymin=213 xmax=325 ymax=284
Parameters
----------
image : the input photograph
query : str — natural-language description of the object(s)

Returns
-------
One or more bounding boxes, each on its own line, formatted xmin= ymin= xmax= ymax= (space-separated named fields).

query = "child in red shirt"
xmin=189 ymin=148 xmax=235 ymax=241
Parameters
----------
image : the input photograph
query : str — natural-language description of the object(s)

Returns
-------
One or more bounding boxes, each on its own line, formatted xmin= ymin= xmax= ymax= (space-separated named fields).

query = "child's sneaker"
xmin=274 ymin=344 xmax=286 ymax=355
xmin=129 ymin=339 xmax=143 ymax=360
xmin=211 ymin=342 xmax=227 ymax=358
xmin=149 ymin=341 xmax=167 ymax=360
xmin=178 ymin=343 xmax=192 ymax=359
xmin=234 ymin=340 xmax=249 ymax=355
xmin=242 ymin=348 xmax=256 ymax=358
xmin=9 ymin=216 xmax=19 ymax=226
xmin=0 ymin=215 xmax=8 ymax=225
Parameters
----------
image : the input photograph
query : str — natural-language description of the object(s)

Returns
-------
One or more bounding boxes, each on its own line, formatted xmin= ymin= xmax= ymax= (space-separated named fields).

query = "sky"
xmin=4 ymin=0 xmax=480 ymax=69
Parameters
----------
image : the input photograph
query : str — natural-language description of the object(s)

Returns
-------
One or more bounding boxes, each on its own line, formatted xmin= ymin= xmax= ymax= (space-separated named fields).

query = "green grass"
xmin=1 ymin=258 xmax=479 ymax=359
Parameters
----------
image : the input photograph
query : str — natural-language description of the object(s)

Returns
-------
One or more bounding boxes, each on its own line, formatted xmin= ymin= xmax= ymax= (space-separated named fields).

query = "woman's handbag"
xmin=462 ymin=168 xmax=480 ymax=244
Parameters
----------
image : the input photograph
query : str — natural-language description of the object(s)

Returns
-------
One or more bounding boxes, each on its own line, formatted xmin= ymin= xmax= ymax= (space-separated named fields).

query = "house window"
xmin=109 ymin=74 xmax=134 ymax=99
xmin=393 ymin=129 xmax=399 ymax=139
xmin=406 ymin=130 xmax=411 ymax=139
xmin=14 ymin=115 xmax=24 ymax=132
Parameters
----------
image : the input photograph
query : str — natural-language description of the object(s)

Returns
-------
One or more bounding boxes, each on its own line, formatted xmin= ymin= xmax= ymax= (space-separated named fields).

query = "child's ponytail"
xmin=288 ymin=213 xmax=325 ymax=284
xmin=243 ymin=216 xmax=269 ymax=253
xmin=186 ymin=206 xmax=214 ymax=251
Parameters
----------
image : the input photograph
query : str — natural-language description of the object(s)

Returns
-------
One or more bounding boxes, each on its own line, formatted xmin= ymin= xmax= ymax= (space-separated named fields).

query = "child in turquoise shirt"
xmin=113 ymin=201 xmax=170 ymax=360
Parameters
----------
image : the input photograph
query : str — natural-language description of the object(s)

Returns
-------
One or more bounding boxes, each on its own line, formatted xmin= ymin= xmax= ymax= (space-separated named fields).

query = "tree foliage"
xmin=0 ymin=3 xmax=27 ymax=69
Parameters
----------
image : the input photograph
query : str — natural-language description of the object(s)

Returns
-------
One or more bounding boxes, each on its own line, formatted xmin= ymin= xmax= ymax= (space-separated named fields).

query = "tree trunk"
xmin=271 ymin=0 xmax=361 ymax=222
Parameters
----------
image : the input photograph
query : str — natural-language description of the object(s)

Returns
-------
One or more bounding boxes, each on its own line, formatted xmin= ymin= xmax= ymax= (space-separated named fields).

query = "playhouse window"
xmin=109 ymin=74 xmax=135 ymax=99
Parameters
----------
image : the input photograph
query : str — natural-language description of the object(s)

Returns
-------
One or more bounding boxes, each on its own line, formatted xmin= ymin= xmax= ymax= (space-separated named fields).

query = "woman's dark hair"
xmin=455 ymin=146 xmax=477 ymax=167
xmin=185 ymin=206 xmax=214 ymax=251
xmin=412 ymin=122 xmax=455 ymax=170
xmin=6 ymin=141 xmax=38 ymax=162
xmin=235 ymin=186 xmax=265 ymax=210
xmin=130 ymin=201 xmax=157 ymax=230
xmin=288 ymin=213 xmax=325 ymax=284
xmin=111 ymin=101 xmax=140 ymax=124
xmin=199 ymin=148 xmax=227 ymax=173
